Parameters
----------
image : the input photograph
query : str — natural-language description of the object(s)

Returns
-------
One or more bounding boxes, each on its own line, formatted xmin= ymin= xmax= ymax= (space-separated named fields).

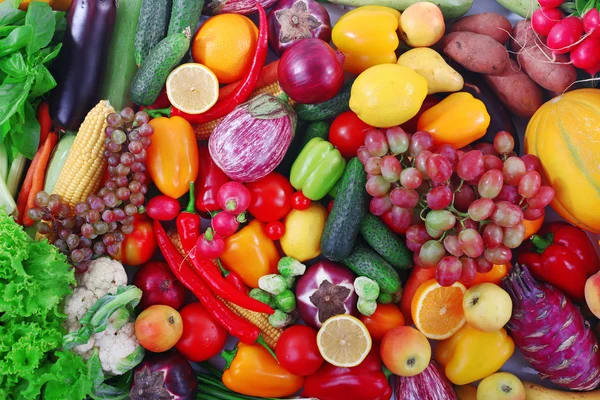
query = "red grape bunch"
xmin=358 ymin=128 xmax=555 ymax=287
xmin=28 ymin=108 xmax=154 ymax=272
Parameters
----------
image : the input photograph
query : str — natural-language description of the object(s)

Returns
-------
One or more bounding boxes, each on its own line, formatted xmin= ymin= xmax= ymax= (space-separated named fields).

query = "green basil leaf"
xmin=25 ymin=2 xmax=54 ymax=54
xmin=0 ymin=79 xmax=30 ymax=126
xmin=0 ymin=119 xmax=10 ymax=143
xmin=52 ymin=11 xmax=66 ymax=44
xmin=39 ymin=42 xmax=61 ymax=64
xmin=0 ymin=25 xmax=32 ymax=57
xmin=12 ymin=101 xmax=38 ymax=159
xmin=0 ymin=52 xmax=26 ymax=79
xmin=0 ymin=25 xmax=17 ymax=37
xmin=29 ymin=64 xmax=55 ymax=98
xmin=0 ymin=8 xmax=24 ymax=27
xmin=0 ymin=0 xmax=21 ymax=10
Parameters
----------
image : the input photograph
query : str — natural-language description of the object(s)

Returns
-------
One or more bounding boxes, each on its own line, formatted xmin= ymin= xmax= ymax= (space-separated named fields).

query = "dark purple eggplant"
xmin=50 ymin=0 xmax=116 ymax=131
xmin=130 ymin=351 xmax=198 ymax=400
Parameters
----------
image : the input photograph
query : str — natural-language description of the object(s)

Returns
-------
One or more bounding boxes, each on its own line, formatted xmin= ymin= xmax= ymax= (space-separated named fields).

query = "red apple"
xmin=133 ymin=261 xmax=186 ymax=310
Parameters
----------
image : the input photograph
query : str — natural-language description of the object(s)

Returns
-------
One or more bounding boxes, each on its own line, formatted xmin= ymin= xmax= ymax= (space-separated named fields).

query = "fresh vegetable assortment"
xmin=3 ymin=0 xmax=600 ymax=398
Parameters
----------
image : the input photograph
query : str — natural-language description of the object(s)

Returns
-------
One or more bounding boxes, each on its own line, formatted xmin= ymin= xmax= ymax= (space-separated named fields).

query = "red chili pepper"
xmin=37 ymin=101 xmax=51 ymax=146
xmin=177 ymin=182 xmax=201 ymax=251
xmin=225 ymin=270 xmax=249 ymax=294
xmin=187 ymin=245 xmax=275 ymax=314
xmin=154 ymin=220 xmax=259 ymax=344
xmin=265 ymin=221 xmax=285 ymax=240
xmin=518 ymin=222 xmax=600 ymax=302
xmin=195 ymin=143 xmax=230 ymax=214
xmin=171 ymin=3 xmax=268 ymax=124
xmin=290 ymin=191 xmax=311 ymax=211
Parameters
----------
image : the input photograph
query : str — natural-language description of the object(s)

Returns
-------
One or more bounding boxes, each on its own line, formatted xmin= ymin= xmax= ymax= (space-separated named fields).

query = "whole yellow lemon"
xmin=280 ymin=203 xmax=328 ymax=262
xmin=349 ymin=64 xmax=428 ymax=128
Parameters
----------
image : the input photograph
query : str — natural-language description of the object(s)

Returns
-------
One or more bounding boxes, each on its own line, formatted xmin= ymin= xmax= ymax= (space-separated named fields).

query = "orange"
xmin=191 ymin=14 xmax=258 ymax=84
xmin=411 ymin=279 xmax=466 ymax=340
xmin=468 ymin=264 xmax=511 ymax=288
xmin=523 ymin=213 xmax=545 ymax=239
xmin=360 ymin=303 xmax=405 ymax=342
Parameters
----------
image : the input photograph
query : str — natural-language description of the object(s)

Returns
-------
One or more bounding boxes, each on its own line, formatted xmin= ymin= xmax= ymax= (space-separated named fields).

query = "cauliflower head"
xmin=95 ymin=322 xmax=144 ymax=376
xmin=76 ymin=257 xmax=128 ymax=299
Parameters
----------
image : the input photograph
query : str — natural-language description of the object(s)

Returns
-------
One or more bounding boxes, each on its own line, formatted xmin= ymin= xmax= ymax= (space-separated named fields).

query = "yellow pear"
xmin=397 ymin=48 xmax=464 ymax=94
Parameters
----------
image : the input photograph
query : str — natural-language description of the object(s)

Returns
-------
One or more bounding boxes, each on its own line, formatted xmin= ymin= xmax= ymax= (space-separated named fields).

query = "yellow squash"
xmin=524 ymin=89 xmax=600 ymax=233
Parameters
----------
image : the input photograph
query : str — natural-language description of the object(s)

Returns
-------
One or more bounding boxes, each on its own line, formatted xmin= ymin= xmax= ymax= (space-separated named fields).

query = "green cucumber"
xmin=130 ymin=31 xmax=191 ymax=106
xmin=295 ymin=80 xmax=353 ymax=121
xmin=343 ymin=241 xmax=401 ymax=295
xmin=134 ymin=0 xmax=172 ymax=67
xmin=325 ymin=0 xmax=473 ymax=19
xmin=44 ymin=132 xmax=76 ymax=194
xmin=360 ymin=213 xmax=412 ymax=270
xmin=168 ymin=0 xmax=204 ymax=36
xmin=301 ymin=121 xmax=329 ymax=148
xmin=100 ymin=0 xmax=143 ymax=110
xmin=321 ymin=157 xmax=368 ymax=261
xmin=495 ymin=0 xmax=537 ymax=18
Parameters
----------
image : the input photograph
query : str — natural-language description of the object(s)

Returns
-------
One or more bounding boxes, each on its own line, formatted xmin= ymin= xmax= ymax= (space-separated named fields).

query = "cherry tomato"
xmin=175 ymin=302 xmax=228 ymax=362
xmin=381 ymin=211 xmax=408 ymax=235
xmin=116 ymin=214 xmax=157 ymax=266
xmin=360 ymin=303 xmax=405 ymax=342
xmin=245 ymin=172 xmax=294 ymax=222
xmin=327 ymin=200 xmax=334 ymax=214
xmin=290 ymin=191 xmax=311 ymax=210
xmin=146 ymin=195 xmax=181 ymax=221
xmin=275 ymin=325 xmax=324 ymax=376
xmin=265 ymin=221 xmax=285 ymax=240
xmin=329 ymin=111 xmax=372 ymax=159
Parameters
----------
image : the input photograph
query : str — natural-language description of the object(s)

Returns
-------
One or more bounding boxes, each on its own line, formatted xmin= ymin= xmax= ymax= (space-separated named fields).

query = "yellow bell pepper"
xmin=417 ymin=92 xmax=490 ymax=149
xmin=221 ymin=219 xmax=279 ymax=288
xmin=332 ymin=6 xmax=401 ymax=74
xmin=434 ymin=324 xmax=514 ymax=385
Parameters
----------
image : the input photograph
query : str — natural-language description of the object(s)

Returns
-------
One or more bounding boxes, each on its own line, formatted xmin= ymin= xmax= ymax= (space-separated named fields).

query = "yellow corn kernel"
xmin=52 ymin=100 xmax=114 ymax=207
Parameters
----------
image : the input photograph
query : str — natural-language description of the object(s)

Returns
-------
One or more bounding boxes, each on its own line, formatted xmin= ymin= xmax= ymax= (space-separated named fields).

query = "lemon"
xmin=349 ymin=64 xmax=428 ymax=128
xmin=280 ymin=203 xmax=327 ymax=262
xmin=317 ymin=314 xmax=372 ymax=367
xmin=166 ymin=63 xmax=219 ymax=114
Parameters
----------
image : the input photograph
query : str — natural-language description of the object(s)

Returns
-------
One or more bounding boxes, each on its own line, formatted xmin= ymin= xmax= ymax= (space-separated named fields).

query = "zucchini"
xmin=44 ymin=132 xmax=76 ymax=194
xmin=325 ymin=0 xmax=473 ymax=19
xmin=321 ymin=157 xmax=368 ymax=261
xmin=301 ymin=121 xmax=329 ymax=148
xmin=168 ymin=0 xmax=204 ymax=36
xmin=130 ymin=31 xmax=191 ymax=106
xmin=343 ymin=241 xmax=401 ymax=295
xmin=295 ymin=80 xmax=353 ymax=121
xmin=134 ymin=0 xmax=171 ymax=67
xmin=494 ymin=0 xmax=537 ymax=18
xmin=100 ymin=0 xmax=143 ymax=110
xmin=359 ymin=213 xmax=412 ymax=270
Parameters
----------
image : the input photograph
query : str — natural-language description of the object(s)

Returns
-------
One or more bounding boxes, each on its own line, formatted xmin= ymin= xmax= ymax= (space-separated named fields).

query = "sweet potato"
xmin=443 ymin=32 xmax=509 ymax=75
xmin=483 ymin=59 xmax=543 ymax=117
xmin=511 ymin=20 xmax=577 ymax=92
xmin=449 ymin=12 xmax=512 ymax=44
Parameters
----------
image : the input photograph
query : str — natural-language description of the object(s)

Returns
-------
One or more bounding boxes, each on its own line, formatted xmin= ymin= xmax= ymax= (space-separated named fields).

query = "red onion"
xmin=278 ymin=38 xmax=345 ymax=104
xmin=209 ymin=94 xmax=296 ymax=182
xmin=268 ymin=0 xmax=331 ymax=56
xmin=296 ymin=260 xmax=358 ymax=329
xmin=130 ymin=351 xmax=197 ymax=400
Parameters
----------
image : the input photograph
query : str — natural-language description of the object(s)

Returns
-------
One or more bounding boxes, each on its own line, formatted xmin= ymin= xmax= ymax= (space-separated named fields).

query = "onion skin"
xmin=268 ymin=0 xmax=332 ymax=56
xmin=203 ymin=0 xmax=279 ymax=15
xmin=278 ymin=38 xmax=345 ymax=104
xmin=209 ymin=94 xmax=296 ymax=183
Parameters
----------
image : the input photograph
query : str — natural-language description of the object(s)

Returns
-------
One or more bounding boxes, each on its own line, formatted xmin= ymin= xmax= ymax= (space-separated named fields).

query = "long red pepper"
xmin=154 ymin=220 xmax=260 ymax=344
xmin=176 ymin=181 xmax=202 ymax=251
xmin=171 ymin=3 xmax=268 ymax=124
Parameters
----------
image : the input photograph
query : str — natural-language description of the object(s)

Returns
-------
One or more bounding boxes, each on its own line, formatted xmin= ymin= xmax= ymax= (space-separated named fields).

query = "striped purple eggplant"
xmin=203 ymin=0 xmax=278 ymax=15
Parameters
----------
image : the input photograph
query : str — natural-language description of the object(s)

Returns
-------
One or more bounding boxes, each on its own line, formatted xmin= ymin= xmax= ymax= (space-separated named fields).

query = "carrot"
xmin=16 ymin=157 xmax=38 ymax=224
xmin=399 ymin=266 xmax=437 ymax=326
xmin=22 ymin=132 xmax=58 ymax=226
xmin=218 ymin=60 xmax=280 ymax=100
xmin=37 ymin=101 xmax=51 ymax=146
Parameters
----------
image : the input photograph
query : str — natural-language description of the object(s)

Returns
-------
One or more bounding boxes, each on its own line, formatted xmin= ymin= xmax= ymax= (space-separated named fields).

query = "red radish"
xmin=538 ymin=0 xmax=564 ymax=7
xmin=217 ymin=181 xmax=251 ymax=214
xmin=547 ymin=16 xmax=584 ymax=54
xmin=211 ymin=211 xmax=242 ymax=237
xmin=570 ymin=36 xmax=600 ymax=75
xmin=583 ymin=8 xmax=600 ymax=39
xmin=195 ymin=228 xmax=225 ymax=259
xmin=531 ymin=7 xmax=563 ymax=36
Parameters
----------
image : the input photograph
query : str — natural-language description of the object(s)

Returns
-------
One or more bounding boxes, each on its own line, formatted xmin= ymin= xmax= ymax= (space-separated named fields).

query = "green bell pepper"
xmin=290 ymin=137 xmax=346 ymax=200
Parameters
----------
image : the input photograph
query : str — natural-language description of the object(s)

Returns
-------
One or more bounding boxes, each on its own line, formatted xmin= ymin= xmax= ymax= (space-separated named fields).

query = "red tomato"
xmin=329 ymin=111 xmax=372 ymax=159
xmin=245 ymin=172 xmax=294 ymax=222
xmin=116 ymin=215 xmax=157 ymax=266
xmin=360 ymin=304 xmax=405 ymax=342
xmin=400 ymin=95 xmax=440 ymax=133
xmin=276 ymin=325 xmax=324 ymax=376
xmin=290 ymin=191 xmax=311 ymax=210
xmin=265 ymin=221 xmax=285 ymax=240
xmin=175 ymin=302 xmax=228 ymax=362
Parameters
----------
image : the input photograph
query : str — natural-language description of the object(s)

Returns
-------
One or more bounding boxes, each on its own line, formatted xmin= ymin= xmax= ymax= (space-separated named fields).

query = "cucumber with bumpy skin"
xmin=359 ymin=213 xmax=412 ymax=270
xmin=343 ymin=241 xmax=401 ymax=295
xmin=168 ymin=0 xmax=204 ymax=36
xmin=134 ymin=0 xmax=172 ymax=67
xmin=325 ymin=0 xmax=473 ymax=19
xmin=295 ymin=80 xmax=353 ymax=121
xmin=130 ymin=30 xmax=191 ymax=106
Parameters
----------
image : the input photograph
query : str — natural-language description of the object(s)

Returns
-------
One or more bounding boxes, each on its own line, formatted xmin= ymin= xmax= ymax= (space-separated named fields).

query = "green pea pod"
xmin=290 ymin=137 xmax=346 ymax=201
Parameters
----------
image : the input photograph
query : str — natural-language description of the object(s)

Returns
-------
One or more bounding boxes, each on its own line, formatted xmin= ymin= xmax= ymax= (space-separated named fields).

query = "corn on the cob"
xmin=194 ymin=81 xmax=295 ymax=140
xmin=168 ymin=231 xmax=283 ymax=349
xmin=52 ymin=100 xmax=114 ymax=207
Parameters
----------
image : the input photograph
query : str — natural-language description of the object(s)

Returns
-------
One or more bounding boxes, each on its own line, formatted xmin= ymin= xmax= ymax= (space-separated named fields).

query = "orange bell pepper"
xmin=220 ymin=219 xmax=279 ymax=288
xmin=467 ymin=264 xmax=511 ymax=287
xmin=523 ymin=213 xmax=545 ymax=239
xmin=222 ymin=342 xmax=304 ymax=398
xmin=147 ymin=116 xmax=199 ymax=198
